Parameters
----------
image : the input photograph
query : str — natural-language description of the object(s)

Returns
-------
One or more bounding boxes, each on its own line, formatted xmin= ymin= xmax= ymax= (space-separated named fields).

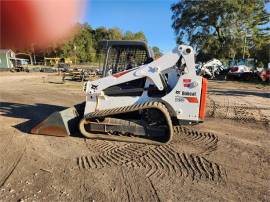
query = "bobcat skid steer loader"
xmin=31 ymin=44 xmax=207 ymax=145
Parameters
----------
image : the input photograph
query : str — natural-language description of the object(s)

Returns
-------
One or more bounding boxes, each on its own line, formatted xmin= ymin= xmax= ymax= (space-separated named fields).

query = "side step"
xmin=31 ymin=102 xmax=85 ymax=137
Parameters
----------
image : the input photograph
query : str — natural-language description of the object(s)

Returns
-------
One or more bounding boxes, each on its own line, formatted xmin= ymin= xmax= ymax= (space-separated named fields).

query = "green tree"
xmin=36 ymin=23 xmax=152 ymax=64
xmin=59 ymin=23 xmax=96 ymax=63
xmin=152 ymin=46 xmax=162 ymax=58
xmin=123 ymin=31 xmax=147 ymax=41
xmin=123 ymin=31 xmax=135 ymax=40
xmin=108 ymin=28 xmax=123 ymax=40
xmin=133 ymin=32 xmax=147 ymax=42
xmin=171 ymin=0 xmax=269 ymax=63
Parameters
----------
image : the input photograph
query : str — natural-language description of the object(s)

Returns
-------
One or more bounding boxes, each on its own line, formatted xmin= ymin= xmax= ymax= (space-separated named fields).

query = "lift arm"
xmin=85 ymin=45 xmax=196 ymax=95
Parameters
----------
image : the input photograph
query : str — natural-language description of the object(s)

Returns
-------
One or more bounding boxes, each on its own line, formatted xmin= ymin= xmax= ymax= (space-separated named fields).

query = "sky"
xmin=81 ymin=0 xmax=270 ymax=54
xmin=81 ymin=0 xmax=176 ymax=53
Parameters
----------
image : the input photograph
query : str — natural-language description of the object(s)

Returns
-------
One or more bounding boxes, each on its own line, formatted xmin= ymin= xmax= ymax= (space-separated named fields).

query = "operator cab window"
xmin=103 ymin=45 xmax=152 ymax=96
xmin=106 ymin=45 xmax=149 ymax=75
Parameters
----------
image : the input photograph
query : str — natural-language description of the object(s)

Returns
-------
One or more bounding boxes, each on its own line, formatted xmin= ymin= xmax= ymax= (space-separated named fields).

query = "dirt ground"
xmin=0 ymin=72 xmax=269 ymax=202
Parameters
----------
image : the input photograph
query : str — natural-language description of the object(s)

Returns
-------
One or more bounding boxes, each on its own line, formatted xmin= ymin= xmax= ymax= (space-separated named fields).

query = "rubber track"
xmin=77 ymin=142 xmax=226 ymax=182
xmin=174 ymin=126 xmax=218 ymax=153
xmin=80 ymin=101 xmax=173 ymax=145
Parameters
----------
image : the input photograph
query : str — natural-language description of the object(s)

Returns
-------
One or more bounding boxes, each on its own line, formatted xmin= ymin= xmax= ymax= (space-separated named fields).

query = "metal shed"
xmin=0 ymin=49 xmax=16 ymax=69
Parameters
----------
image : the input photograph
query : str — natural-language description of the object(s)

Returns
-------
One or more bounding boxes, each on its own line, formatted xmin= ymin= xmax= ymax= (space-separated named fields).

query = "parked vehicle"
xmin=196 ymin=59 xmax=227 ymax=79
xmin=226 ymin=58 xmax=258 ymax=81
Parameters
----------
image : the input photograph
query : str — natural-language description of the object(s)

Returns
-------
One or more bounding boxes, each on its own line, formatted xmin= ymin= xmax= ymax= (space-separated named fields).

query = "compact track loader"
xmin=31 ymin=44 xmax=207 ymax=145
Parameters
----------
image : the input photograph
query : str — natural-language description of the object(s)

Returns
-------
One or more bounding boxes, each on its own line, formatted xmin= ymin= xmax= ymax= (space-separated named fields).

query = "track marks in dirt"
xmin=141 ymin=146 xmax=225 ymax=182
xmin=77 ymin=139 xmax=225 ymax=183
xmin=207 ymin=95 xmax=217 ymax=117
xmin=78 ymin=142 xmax=149 ymax=169
xmin=0 ymin=149 xmax=25 ymax=187
xmin=174 ymin=126 xmax=218 ymax=153
xmin=0 ymin=134 xmax=26 ymax=187
xmin=119 ymin=169 xmax=161 ymax=202
xmin=207 ymin=96 xmax=270 ymax=125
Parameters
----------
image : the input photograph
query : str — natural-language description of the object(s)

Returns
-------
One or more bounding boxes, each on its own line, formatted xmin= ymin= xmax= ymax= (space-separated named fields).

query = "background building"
xmin=0 ymin=49 xmax=15 ymax=69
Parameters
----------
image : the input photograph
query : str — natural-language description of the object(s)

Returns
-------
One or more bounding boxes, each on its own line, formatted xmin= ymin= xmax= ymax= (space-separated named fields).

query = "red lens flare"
xmin=0 ymin=0 xmax=85 ymax=49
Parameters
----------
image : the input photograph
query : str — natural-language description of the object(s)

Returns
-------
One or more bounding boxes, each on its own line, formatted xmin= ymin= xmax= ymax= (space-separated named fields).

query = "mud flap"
xmin=31 ymin=102 xmax=85 ymax=137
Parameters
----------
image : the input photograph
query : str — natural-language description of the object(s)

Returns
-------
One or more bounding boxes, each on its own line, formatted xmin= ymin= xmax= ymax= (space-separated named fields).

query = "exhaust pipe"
xmin=31 ymin=102 xmax=85 ymax=137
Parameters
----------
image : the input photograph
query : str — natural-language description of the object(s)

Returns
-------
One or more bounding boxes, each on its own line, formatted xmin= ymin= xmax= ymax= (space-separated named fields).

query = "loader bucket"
xmin=31 ymin=102 xmax=85 ymax=137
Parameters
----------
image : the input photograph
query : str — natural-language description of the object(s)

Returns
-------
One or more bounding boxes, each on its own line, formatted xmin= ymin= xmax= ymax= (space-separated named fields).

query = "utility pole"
xmin=31 ymin=43 xmax=36 ymax=65
xmin=242 ymin=34 xmax=246 ymax=59
xmin=73 ymin=44 xmax=77 ymax=65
